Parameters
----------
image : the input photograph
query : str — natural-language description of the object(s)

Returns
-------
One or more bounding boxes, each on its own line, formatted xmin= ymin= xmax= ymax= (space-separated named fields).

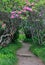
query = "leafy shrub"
xmin=24 ymin=29 xmax=32 ymax=38
xmin=12 ymin=30 xmax=19 ymax=42
xmin=0 ymin=0 xmax=45 ymax=46
xmin=0 ymin=28 xmax=4 ymax=36
xmin=0 ymin=0 xmax=25 ymax=12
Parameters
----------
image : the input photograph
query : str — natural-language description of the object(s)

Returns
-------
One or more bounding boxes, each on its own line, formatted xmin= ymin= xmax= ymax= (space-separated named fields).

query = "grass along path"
xmin=0 ymin=40 xmax=22 ymax=65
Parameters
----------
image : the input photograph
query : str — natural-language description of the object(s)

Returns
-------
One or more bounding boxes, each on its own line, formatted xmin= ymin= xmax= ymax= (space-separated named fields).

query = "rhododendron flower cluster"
xmin=10 ymin=15 xmax=15 ymax=19
xmin=10 ymin=11 xmax=19 ymax=19
xmin=18 ymin=11 xmax=22 ymax=14
xmin=10 ymin=11 xmax=15 ymax=18
xmin=23 ymin=6 xmax=33 ymax=12
xmin=10 ymin=4 xmax=33 ymax=19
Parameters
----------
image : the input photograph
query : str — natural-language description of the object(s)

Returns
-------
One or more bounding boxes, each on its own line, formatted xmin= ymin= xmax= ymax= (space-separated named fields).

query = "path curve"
xmin=17 ymin=41 xmax=44 ymax=65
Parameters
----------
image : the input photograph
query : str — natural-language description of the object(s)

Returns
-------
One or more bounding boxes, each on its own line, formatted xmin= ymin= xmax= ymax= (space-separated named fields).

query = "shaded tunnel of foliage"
xmin=0 ymin=0 xmax=45 ymax=46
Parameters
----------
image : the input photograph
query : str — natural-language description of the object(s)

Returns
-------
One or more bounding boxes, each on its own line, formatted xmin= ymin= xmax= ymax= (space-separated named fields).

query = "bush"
xmin=0 ymin=0 xmax=25 ymax=12
xmin=12 ymin=30 xmax=19 ymax=42
xmin=24 ymin=29 xmax=32 ymax=38
xmin=0 ymin=29 xmax=4 ymax=36
xmin=30 ymin=44 xmax=45 ymax=64
xmin=22 ymin=19 xmax=32 ymax=39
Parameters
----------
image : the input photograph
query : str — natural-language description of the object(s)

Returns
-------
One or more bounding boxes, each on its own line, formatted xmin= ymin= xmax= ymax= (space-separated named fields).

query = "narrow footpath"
xmin=17 ymin=41 xmax=44 ymax=65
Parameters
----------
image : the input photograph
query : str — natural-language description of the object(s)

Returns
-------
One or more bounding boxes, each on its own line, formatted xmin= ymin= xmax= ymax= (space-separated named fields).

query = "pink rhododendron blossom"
xmin=23 ymin=6 xmax=33 ymax=12
xmin=10 ymin=15 xmax=15 ymax=19
xmin=11 ymin=11 xmax=16 ymax=17
xmin=27 ymin=7 xmax=32 ymax=12
xmin=10 ymin=14 xmax=19 ymax=18
xmin=18 ymin=11 xmax=22 ymax=14
xmin=15 ymin=14 xmax=19 ymax=17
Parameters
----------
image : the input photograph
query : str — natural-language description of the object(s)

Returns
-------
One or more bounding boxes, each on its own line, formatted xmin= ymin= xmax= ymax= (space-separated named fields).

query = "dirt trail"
xmin=17 ymin=41 xmax=44 ymax=65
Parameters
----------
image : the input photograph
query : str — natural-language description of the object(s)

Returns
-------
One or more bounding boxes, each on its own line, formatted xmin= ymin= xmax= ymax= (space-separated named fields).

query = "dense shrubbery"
xmin=0 ymin=0 xmax=45 ymax=46
xmin=0 ymin=11 xmax=21 ymax=46
xmin=29 ymin=42 xmax=45 ymax=63
xmin=12 ymin=30 xmax=19 ymax=42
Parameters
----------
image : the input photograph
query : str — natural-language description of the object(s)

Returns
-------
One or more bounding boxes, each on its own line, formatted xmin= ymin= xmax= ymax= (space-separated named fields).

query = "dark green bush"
xmin=12 ymin=30 xmax=19 ymax=42
xmin=0 ymin=29 xmax=4 ymax=36
xmin=22 ymin=19 xmax=32 ymax=39
xmin=24 ymin=29 xmax=32 ymax=39
xmin=0 ymin=23 xmax=5 ymax=36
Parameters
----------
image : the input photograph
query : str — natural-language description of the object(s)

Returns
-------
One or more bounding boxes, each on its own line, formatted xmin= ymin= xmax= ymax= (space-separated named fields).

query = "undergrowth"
xmin=0 ymin=40 xmax=22 ymax=65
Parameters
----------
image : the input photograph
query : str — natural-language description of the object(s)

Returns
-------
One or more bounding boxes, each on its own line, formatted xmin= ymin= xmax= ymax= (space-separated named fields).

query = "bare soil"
xmin=17 ymin=41 xmax=44 ymax=65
